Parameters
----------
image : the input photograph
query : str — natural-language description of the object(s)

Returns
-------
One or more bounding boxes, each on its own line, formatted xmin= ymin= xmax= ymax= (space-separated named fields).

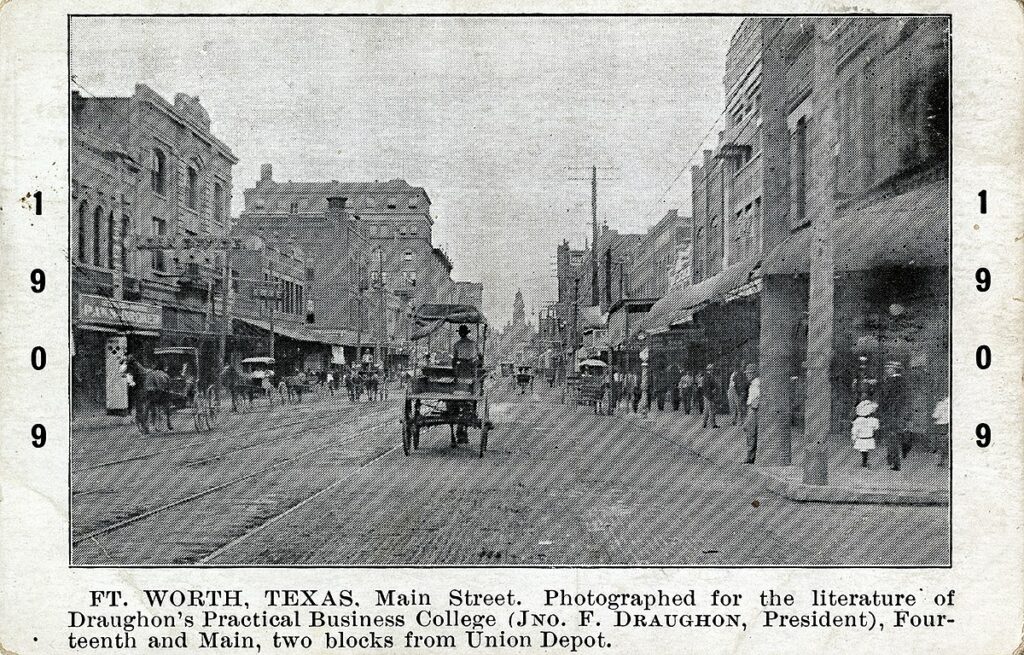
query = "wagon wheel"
xmin=479 ymin=395 xmax=490 ymax=458
xmin=402 ymin=397 xmax=412 ymax=456
xmin=205 ymin=385 xmax=221 ymax=430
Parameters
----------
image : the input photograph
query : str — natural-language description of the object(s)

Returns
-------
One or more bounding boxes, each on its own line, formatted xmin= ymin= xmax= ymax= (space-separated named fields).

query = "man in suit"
xmin=878 ymin=360 xmax=911 ymax=471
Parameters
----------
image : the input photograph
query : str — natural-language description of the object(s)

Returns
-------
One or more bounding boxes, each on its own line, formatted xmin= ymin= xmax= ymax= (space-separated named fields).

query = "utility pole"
xmin=376 ymin=247 xmax=385 ymax=372
xmin=567 ymin=164 xmax=617 ymax=308
xmin=267 ymin=257 xmax=276 ymax=362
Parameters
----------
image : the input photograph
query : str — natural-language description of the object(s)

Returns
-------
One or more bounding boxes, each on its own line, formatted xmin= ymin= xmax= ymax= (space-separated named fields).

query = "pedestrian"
xmin=123 ymin=356 xmax=149 ymax=434
xmin=727 ymin=368 xmax=742 ymax=425
xmin=326 ymin=370 xmax=336 ymax=396
xmin=851 ymin=399 xmax=880 ymax=468
xmin=701 ymin=364 xmax=718 ymax=429
xmin=693 ymin=370 xmax=705 ymax=416
xmin=668 ymin=365 xmax=680 ymax=411
xmin=655 ymin=371 xmax=667 ymax=412
xmin=735 ymin=364 xmax=750 ymax=424
xmin=878 ymin=360 xmax=911 ymax=471
xmin=221 ymin=362 xmax=239 ymax=412
xmin=932 ymin=395 xmax=949 ymax=468
xmin=742 ymin=363 xmax=759 ymax=463
xmin=678 ymin=370 xmax=694 ymax=414
xmin=630 ymin=375 xmax=641 ymax=413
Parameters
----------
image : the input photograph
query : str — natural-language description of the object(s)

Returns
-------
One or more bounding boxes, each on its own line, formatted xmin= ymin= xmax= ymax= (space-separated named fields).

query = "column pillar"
xmin=757 ymin=276 xmax=804 ymax=465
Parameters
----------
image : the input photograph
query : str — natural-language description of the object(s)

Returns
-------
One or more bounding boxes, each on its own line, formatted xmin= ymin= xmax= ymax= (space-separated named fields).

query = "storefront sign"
xmin=79 ymin=294 xmax=162 ymax=332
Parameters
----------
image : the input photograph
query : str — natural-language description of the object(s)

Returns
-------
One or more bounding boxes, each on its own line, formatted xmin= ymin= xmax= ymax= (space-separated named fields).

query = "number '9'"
xmin=30 ymin=269 xmax=45 ymax=293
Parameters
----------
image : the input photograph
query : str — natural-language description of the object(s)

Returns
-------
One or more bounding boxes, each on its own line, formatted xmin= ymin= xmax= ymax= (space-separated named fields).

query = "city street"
xmin=72 ymin=384 xmax=948 ymax=566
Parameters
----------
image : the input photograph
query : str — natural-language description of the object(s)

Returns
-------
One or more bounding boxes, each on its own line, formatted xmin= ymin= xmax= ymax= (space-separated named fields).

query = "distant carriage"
xmin=402 ymin=304 xmax=492 ymax=457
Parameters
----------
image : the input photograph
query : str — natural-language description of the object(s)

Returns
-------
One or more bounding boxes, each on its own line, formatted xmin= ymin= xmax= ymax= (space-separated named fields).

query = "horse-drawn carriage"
xmin=402 ymin=304 xmax=491 ymax=457
xmin=153 ymin=346 xmax=220 ymax=431
xmin=514 ymin=365 xmax=534 ymax=394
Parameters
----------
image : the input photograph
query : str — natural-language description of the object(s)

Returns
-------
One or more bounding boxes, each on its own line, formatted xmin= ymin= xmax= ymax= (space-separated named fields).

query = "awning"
xmin=762 ymin=227 xmax=812 ymax=275
xmin=642 ymin=259 xmax=760 ymax=332
xmin=833 ymin=179 xmax=949 ymax=271
xmin=762 ymin=179 xmax=949 ymax=275
xmin=233 ymin=316 xmax=351 ymax=346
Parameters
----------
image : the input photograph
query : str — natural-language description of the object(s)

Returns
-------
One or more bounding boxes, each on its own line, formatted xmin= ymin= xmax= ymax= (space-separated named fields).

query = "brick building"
xmin=72 ymin=84 xmax=236 ymax=414
xmin=640 ymin=17 xmax=949 ymax=477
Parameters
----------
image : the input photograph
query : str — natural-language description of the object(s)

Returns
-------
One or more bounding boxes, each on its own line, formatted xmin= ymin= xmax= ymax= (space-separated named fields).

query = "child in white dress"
xmin=852 ymin=399 xmax=880 ymax=468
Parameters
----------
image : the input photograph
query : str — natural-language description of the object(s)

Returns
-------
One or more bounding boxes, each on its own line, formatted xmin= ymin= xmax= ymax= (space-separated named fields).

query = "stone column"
xmin=757 ymin=276 xmax=805 ymax=465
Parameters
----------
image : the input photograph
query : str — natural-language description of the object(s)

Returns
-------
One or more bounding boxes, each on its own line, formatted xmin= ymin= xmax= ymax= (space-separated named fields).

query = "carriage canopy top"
xmin=411 ymin=304 xmax=486 ymax=340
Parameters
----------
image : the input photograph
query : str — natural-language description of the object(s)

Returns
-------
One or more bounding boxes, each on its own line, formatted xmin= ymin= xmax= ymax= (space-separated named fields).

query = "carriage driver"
xmin=452 ymin=324 xmax=480 ymax=444
xmin=453 ymin=324 xmax=480 ymax=370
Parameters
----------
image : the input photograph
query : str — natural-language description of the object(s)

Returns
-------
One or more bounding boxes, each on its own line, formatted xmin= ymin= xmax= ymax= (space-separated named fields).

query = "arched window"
xmin=187 ymin=166 xmax=199 ymax=210
xmin=151 ymin=148 xmax=167 ymax=195
xmin=107 ymin=211 xmax=115 ymax=269
xmin=403 ymin=250 xmax=413 ymax=263
xmin=77 ymin=201 xmax=88 ymax=262
xmin=92 ymin=206 xmax=103 ymax=265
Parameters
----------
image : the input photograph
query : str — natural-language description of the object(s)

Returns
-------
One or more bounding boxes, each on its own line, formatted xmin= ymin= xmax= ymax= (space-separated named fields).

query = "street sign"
xmin=134 ymin=235 xmax=265 ymax=251
xmin=252 ymin=286 xmax=283 ymax=299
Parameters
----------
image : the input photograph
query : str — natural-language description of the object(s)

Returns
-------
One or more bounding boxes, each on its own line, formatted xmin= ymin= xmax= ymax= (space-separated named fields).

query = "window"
xmin=151 ymin=148 xmax=167 ymax=195
xmin=790 ymin=116 xmax=808 ymax=226
xmin=403 ymin=270 xmax=417 ymax=287
xmin=213 ymin=183 xmax=224 ymax=224
xmin=186 ymin=166 xmax=198 ymax=210
xmin=387 ymin=198 xmax=397 ymax=210
xmin=92 ymin=206 xmax=103 ymax=265
xmin=408 ymin=197 xmax=418 ymax=209
xmin=306 ymin=267 xmax=315 ymax=281
xmin=403 ymin=250 xmax=413 ymax=263
xmin=398 ymin=224 xmax=407 ymax=235
xmin=289 ymin=201 xmax=298 ymax=214
xmin=121 ymin=216 xmax=131 ymax=274
xmin=231 ymin=269 xmax=239 ymax=293
xmin=107 ymin=211 xmax=115 ymax=269
xmin=77 ymin=201 xmax=87 ymax=262
xmin=409 ymin=223 xmax=419 ymax=235
xmin=152 ymin=217 xmax=167 ymax=271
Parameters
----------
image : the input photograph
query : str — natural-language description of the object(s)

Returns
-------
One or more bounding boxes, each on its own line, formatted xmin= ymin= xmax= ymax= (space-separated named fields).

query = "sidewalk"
xmin=613 ymin=402 xmax=949 ymax=506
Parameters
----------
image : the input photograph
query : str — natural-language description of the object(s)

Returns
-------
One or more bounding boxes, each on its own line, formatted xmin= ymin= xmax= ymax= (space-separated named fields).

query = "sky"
xmin=70 ymin=15 xmax=740 ymax=326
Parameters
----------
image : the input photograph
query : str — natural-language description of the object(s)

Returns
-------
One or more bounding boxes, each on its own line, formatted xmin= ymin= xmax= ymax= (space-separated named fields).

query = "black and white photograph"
xmin=69 ymin=14 xmax=951 ymax=567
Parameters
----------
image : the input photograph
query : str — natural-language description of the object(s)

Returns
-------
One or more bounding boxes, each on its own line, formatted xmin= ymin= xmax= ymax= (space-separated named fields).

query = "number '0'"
xmin=31 ymin=346 xmax=46 ymax=370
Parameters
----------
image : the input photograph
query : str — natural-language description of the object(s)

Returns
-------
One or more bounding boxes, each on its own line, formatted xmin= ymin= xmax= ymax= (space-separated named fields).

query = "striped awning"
xmin=641 ymin=259 xmax=760 ymax=333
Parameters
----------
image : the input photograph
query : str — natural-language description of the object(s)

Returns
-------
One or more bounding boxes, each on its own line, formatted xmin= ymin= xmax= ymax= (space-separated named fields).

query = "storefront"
xmin=73 ymin=294 xmax=162 ymax=415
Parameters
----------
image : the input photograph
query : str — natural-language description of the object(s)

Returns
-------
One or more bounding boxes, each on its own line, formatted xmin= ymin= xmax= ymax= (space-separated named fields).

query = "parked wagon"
xmin=153 ymin=346 xmax=220 ymax=431
xmin=402 ymin=304 xmax=492 ymax=457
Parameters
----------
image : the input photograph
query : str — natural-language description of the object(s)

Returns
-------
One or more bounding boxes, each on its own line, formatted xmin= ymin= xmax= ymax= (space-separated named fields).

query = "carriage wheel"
xmin=205 ymin=386 xmax=221 ymax=430
xmin=479 ymin=395 xmax=490 ymax=458
xmin=193 ymin=405 xmax=207 ymax=432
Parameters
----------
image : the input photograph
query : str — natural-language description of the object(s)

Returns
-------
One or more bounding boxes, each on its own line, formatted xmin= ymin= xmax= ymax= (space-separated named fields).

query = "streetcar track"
xmin=73 ymin=400 xmax=390 ymax=472
xmin=72 ymin=415 xmax=398 ymax=546
xmin=197 ymin=441 xmax=402 ymax=564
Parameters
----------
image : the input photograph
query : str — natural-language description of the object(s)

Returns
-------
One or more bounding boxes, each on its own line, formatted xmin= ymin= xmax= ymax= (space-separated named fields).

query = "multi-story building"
xmin=228 ymin=235 xmax=334 ymax=373
xmin=72 ymin=84 xmax=236 ymax=414
xmin=236 ymin=191 xmax=371 ymax=364
xmin=242 ymin=167 xmax=452 ymax=307
xmin=642 ymin=17 xmax=949 ymax=480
